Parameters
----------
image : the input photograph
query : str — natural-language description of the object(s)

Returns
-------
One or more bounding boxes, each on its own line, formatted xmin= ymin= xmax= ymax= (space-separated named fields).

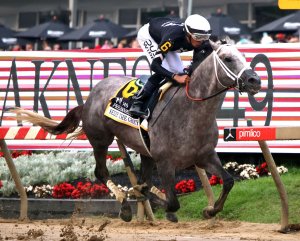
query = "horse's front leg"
xmin=157 ymin=161 xmax=179 ymax=222
xmin=93 ymin=145 xmax=132 ymax=222
xmin=198 ymin=150 xmax=234 ymax=218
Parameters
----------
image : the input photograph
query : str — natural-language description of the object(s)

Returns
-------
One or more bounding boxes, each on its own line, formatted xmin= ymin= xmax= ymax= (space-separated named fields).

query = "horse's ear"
xmin=209 ymin=39 xmax=219 ymax=51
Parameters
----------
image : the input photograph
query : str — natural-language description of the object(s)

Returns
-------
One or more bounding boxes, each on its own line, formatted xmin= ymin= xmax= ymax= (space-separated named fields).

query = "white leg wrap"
xmin=106 ymin=180 xmax=126 ymax=203
xmin=150 ymin=186 xmax=166 ymax=201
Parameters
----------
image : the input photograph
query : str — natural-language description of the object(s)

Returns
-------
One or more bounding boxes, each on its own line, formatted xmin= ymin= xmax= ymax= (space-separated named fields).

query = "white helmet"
xmin=185 ymin=14 xmax=212 ymax=41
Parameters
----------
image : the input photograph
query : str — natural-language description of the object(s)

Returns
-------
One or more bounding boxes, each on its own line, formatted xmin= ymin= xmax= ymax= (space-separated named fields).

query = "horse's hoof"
xmin=166 ymin=212 xmax=178 ymax=223
xmin=119 ymin=200 xmax=132 ymax=222
xmin=202 ymin=206 xmax=215 ymax=219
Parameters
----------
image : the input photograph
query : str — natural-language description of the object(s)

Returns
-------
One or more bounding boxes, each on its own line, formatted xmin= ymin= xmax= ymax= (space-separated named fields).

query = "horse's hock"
xmin=224 ymin=126 xmax=300 ymax=233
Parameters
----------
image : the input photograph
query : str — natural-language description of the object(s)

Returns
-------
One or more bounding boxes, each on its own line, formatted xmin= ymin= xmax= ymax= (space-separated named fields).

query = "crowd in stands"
xmin=9 ymin=31 xmax=299 ymax=51
xmin=236 ymin=32 xmax=299 ymax=45
xmin=5 ymin=7 xmax=300 ymax=51
xmin=9 ymin=37 xmax=141 ymax=51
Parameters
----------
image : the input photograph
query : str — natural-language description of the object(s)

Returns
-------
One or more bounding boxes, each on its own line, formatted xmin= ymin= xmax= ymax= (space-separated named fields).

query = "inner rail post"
xmin=0 ymin=140 xmax=28 ymax=221
xmin=258 ymin=140 xmax=289 ymax=232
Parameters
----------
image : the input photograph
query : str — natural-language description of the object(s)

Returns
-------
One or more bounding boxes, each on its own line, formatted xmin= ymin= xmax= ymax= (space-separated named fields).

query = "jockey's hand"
xmin=173 ymin=74 xmax=190 ymax=84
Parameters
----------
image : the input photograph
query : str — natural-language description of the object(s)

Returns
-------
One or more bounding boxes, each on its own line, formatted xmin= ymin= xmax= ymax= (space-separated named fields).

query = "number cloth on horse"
xmin=104 ymin=77 xmax=173 ymax=130
xmin=104 ymin=78 xmax=142 ymax=129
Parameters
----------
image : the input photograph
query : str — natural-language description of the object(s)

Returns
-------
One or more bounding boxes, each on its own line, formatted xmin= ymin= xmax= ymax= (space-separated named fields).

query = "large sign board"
xmin=0 ymin=44 xmax=300 ymax=153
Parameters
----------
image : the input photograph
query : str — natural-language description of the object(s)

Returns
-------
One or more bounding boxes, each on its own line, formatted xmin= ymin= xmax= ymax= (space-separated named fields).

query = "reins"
xmin=185 ymin=80 xmax=229 ymax=101
xmin=185 ymin=44 xmax=247 ymax=102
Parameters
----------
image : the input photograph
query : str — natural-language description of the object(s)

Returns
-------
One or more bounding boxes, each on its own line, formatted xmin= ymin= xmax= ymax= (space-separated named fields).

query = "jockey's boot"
xmin=129 ymin=89 xmax=150 ymax=117
xmin=129 ymin=76 xmax=161 ymax=117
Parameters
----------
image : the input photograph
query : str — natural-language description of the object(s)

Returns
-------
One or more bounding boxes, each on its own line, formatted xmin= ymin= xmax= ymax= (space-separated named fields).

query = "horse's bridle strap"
xmin=185 ymin=44 xmax=248 ymax=102
xmin=185 ymin=80 xmax=229 ymax=101
xmin=213 ymin=50 xmax=248 ymax=90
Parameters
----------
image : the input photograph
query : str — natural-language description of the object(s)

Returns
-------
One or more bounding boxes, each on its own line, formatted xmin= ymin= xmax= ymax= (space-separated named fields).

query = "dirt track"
xmin=0 ymin=217 xmax=299 ymax=241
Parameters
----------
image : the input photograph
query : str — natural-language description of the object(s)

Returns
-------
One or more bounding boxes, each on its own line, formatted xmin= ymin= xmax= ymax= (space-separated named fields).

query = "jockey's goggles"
xmin=190 ymin=33 xmax=211 ymax=41
xmin=185 ymin=26 xmax=212 ymax=41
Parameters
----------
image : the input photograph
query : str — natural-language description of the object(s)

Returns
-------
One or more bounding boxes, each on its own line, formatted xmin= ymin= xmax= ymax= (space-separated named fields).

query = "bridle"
xmin=185 ymin=44 xmax=249 ymax=101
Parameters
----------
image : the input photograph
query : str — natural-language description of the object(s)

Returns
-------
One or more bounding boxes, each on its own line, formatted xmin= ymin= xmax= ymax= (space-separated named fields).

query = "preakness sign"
xmin=0 ymin=44 xmax=300 ymax=153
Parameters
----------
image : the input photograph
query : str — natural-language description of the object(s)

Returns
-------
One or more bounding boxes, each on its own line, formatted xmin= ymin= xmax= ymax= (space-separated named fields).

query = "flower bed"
xmin=0 ymin=151 xmax=289 ymax=199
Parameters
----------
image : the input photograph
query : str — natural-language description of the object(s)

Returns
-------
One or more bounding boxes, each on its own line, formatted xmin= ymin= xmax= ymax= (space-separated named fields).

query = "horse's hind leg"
xmin=92 ymin=142 xmax=132 ymax=222
xmin=197 ymin=150 xmax=234 ymax=219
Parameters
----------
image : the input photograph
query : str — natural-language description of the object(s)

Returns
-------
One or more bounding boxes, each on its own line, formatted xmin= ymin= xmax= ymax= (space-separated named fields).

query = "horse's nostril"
xmin=248 ymin=76 xmax=261 ymax=85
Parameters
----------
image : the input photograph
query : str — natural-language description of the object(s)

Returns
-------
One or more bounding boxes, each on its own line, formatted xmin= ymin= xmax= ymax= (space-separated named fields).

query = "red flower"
xmin=11 ymin=151 xmax=20 ymax=158
xmin=113 ymin=157 xmax=123 ymax=162
xmin=175 ymin=179 xmax=196 ymax=194
xmin=8 ymin=150 xmax=33 ymax=159
xmin=0 ymin=180 xmax=3 ymax=189
xmin=106 ymin=155 xmax=113 ymax=160
xmin=52 ymin=181 xmax=109 ymax=199
xmin=209 ymin=175 xmax=223 ymax=186
xmin=256 ymin=162 xmax=269 ymax=176
xmin=90 ymin=184 xmax=109 ymax=198
xmin=52 ymin=182 xmax=75 ymax=198
xmin=20 ymin=150 xmax=32 ymax=156
xmin=71 ymin=189 xmax=81 ymax=199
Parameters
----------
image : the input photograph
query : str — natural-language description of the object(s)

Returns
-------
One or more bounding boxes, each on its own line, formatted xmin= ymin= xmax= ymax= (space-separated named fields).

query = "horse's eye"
xmin=224 ymin=57 xmax=232 ymax=62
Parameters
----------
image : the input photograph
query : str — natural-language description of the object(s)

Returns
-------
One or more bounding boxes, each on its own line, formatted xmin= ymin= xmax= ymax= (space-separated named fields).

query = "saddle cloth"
xmin=104 ymin=77 xmax=147 ymax=130
xmin=104 ymin=77 xmax=172 ymax=131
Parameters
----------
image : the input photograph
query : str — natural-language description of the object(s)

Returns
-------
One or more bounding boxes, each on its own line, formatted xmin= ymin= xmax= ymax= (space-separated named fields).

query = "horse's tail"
xmin=8 ymin=105 xmax=84 ymax=137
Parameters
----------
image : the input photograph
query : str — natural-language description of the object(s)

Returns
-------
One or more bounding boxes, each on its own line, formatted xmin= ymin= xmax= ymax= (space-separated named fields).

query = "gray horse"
xmin=10 ymin=40 xmax=261 ymax=222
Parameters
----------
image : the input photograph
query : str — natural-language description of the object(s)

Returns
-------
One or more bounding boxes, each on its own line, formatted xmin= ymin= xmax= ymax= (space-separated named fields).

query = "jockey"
xmin=129 ymin=14 xmax=212 ymax=117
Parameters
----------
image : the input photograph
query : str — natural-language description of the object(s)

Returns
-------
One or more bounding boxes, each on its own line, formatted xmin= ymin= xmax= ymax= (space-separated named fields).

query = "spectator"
xmin=288 ymin=35 xmax=299 ymax=43
xmin=117 ymin=39 xmax=127 ymax=48
xmin=212 ymin=8 xmax=226 ymax=17
xmin=53 ymin=43 xmax=62 ymax=50
xmin=165 ymin=10 xmax=179 ymax=19
xmin=25 ymin=43 xmax=34 ymax=51
xmin=42 ymin=41 xmax=52 ymax=50
xmin=275 ymin=33 xmax=287 ymax=43
xmin=11 ymin=44 xmax=22 ymax=51
xmin=101 ymin=40 xmax=113 ymax=49
xmin=129 ymin=38 xmax=140 ymax=48
xmin=236 ymin=35 xmax=254 ymax=45
xmin=94 ymin=44 xmax=101 ymax=49
xmin=260 ymin=32 xmax=273 ymax=44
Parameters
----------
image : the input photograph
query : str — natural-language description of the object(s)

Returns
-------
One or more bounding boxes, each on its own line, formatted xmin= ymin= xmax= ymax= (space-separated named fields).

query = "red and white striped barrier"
xmin=0 ymin=126 xmax=120 ymax=151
